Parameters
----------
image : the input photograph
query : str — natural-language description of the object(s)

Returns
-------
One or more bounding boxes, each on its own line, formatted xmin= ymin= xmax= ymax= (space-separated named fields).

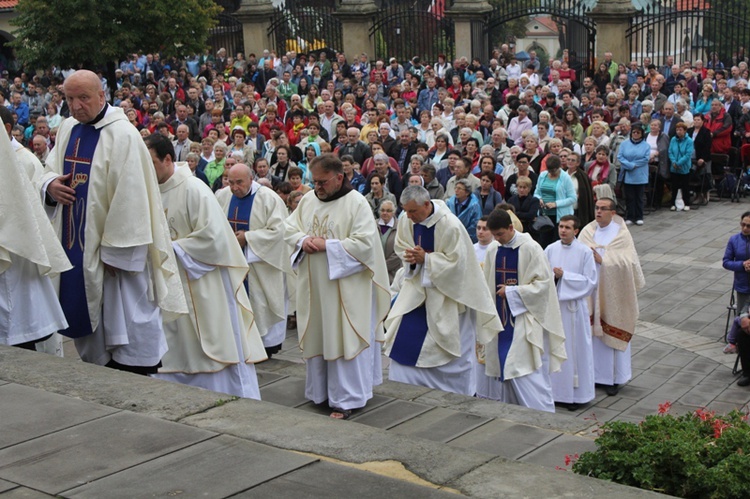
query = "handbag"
xmin=532 ymin=209 xmax=555 ymax=233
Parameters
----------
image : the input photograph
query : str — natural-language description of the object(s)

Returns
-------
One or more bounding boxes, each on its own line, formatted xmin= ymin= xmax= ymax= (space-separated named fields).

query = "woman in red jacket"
xmin=705 ymin=99 xmax=734 ymax=154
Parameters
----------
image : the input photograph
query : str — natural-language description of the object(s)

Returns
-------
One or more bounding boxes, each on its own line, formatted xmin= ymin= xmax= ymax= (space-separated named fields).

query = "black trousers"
xmin=670 ymin=172 xmax=691 ymax=207
xmin=737 ymin=328 xmax=750 ymax=375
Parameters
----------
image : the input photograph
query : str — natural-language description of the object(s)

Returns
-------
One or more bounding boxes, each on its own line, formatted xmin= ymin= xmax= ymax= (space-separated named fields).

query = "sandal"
xmin=329 ymin=407 xmax=353 ymax=420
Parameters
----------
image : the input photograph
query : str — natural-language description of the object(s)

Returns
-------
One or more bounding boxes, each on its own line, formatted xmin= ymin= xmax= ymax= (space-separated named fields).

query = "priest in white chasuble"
xmin=284 ymin=153 xmax=391 ymax=420
xmin=145 ymin=134 xmax=266 ymax=399
xmin=477 ymin=209 xmax=566 ymax=413
xmin=384 ymin=186 xmax=502 ymax=396
xmin=0 ymin=113 xmax=72 ymax=349
xmin=41 ymin=70 xmax=186 ymax=375
xmin=544 ymin=215 xmax=598 ymax=409
xmin=579 ymin=197 xmax=645 ymax=396
xmin=0 ymin=105 xmax=67 ymax=356
xmin=216 ymin=163 xmax=291 ymax=358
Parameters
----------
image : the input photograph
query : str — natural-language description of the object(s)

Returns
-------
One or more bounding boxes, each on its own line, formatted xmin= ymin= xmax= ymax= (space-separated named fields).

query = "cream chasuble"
xmin=158 ymin=166 xmax=266 ymax=373
xmin=284 ymin=190 xmax=391 ymax=360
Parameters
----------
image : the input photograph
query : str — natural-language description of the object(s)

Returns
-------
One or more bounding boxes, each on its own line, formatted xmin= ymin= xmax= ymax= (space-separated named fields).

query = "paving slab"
xmin=373 ymin=380 xmax=435 ymax=400
xmin=350 ymin=400 xmax=433 ymax=429
xmin=0 ymin=411 xmax=216 ymax=495
xmin=448 ymin=420 xmax=561 ymax=460
xmin=450 ymin=457 xmax=666 ymax=499
xmin=389 ymin=407 xmax=492 ymax=443
xmin=0 ymin=384 xmax=117 ymax=450
xmin=258 ymin=376 xmax=309 ymax=407
xmin=0 ymin=481 xmax=15 ymax=494
xmin=181 ymin=399 xmax=495 ymax=486
xmin=62 ymin=435 xmax=316 ymax=499
xmin=0 ymin=488 xmax=53 ymax=498
xmin=255 ymin=371 xmax=287 ymax=387
xmin=0 ymin=346 xmax=223 ymax=421
xmin=520 ymin=434 xmax=598 ymax=468
xmin=235 ymin=461 xmax=458 ymax=498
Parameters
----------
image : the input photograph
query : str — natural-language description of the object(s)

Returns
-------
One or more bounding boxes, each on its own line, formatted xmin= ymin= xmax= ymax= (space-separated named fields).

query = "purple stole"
xmin=58 ymin=124 xmax=102 ymax=338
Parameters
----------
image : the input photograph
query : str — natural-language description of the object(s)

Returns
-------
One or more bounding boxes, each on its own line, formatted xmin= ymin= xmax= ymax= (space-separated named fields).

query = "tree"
xmin=487 ymin=0 xmax=535 ymax=50
xmin=10 ymin=0 xmax=222 ymax=70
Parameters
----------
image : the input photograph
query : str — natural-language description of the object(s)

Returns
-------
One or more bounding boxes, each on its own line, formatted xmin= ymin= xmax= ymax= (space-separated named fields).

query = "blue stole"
xmin=227 ymin=191 xmax=256 ymax=232
xmin=495 ymin=246 xmax=519 ymax=381
xmin=389 ymin=223 xmax=435 ymax=367
xmin=58 ymin=124 xmax=102 ymax=338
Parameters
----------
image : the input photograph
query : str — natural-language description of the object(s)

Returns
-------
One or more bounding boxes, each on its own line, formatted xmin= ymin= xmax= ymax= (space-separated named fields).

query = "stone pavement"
xmin=1 ymin=197 xmax=748 ymax=497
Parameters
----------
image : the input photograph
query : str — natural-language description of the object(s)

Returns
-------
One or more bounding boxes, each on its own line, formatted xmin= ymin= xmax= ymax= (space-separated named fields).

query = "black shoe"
xmin=605 ymin=384 xmax=620 ymax=396
xmin=737 ymin=376 xmax=750 ymax=387
xmin=566 ymin=403 xmax=580 ymax=411
xmin=264 ymin=344 xmax=282 ymax=358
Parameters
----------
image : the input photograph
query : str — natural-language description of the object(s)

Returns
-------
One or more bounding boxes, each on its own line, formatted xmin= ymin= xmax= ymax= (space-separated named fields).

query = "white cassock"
xmin=477 ymin=233 xmax=567 ymax=413
xmin=41 ymin=105 xmax=186 ymax=368
xmin=0 ymin=128 xmax=71 ymax=347
xmin=152 ymin=166 xmax=265 ymax=399
xmin=385 ymin=201 xmax=501 ymax=396
xmin=579 ymin=218 xmax=644 ymax=386
xmin=217 ymin=182 xmax=290 ymax=351
xmin=284 ymin=188 xmax=391 ymax=411
xmin=545 ymin=239 xmax=597 ymax=404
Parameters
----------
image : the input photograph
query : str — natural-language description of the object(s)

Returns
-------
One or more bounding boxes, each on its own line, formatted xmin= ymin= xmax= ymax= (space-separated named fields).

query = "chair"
xmin=710 ymin=153 xmax=731 ymax=200
xmin=725 ymin=291 xmax=743 ymax=376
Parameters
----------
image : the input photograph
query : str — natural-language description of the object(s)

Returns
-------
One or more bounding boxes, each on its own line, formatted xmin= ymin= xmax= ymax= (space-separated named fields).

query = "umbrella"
xmin=514 ymin=51 xmax=531 ymax=61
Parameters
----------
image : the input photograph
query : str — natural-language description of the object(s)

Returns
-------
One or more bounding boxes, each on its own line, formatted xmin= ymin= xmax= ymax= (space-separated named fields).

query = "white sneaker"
xmin=635 ymin=220 xmax=644 ymax=226
xmin=683 ymin=206 xmax=690 ymax=211
xmin=670 ymin=206 xmax=676 ymax=211
xmin=625 ymin=220 xmax=634 ymax=225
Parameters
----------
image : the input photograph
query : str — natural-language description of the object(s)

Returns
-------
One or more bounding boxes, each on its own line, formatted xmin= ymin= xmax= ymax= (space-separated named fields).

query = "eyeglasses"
xmin=313 ymin=175 xmax=338 ymax=187
xmin=741 ymin=223 xmax=750 ymax=228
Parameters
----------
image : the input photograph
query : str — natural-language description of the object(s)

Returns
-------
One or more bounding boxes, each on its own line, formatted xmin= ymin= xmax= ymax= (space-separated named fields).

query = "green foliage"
xmin=487 ymin=0 xmax=537 ymax=48
xmin=10 ymin=0 xmax=221 ymax=69
xmin=572 ymin=406 xmax=750 ymax=498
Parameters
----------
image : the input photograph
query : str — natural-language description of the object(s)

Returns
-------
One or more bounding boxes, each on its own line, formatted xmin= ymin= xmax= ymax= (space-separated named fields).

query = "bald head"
xmin=228 ymin=163 xmax=254 ymax=198
xmin=64 ymin=70 xmax=105 ymax=123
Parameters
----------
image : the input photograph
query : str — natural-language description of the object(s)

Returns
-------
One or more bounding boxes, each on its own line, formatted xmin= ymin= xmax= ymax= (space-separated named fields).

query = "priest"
xmin=385 ymin=186 xmax=501 ymax=396
xmin=41 ymin=69 xmax=186 ymax=374
xmin=217 ymin=163 xmax=291 ymax=357
xmin=284 ymin=153 xmax=391 ymax=419
xmin=579 ymin=197 xmax=644 ymax=396
xmin=0 ymin=105 xmax=65 ymax=356
xmin=145 ymin=134 xmax=265 ymax=398
xmin=544 ymin=215 xmax=598 ymax=410
xmin=477 ymin=209 xmax=566 ymax=412
xmin=0 ymin=115 xmax=72 ymax=349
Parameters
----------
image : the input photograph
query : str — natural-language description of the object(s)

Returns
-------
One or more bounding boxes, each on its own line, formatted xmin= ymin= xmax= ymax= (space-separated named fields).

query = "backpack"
xmin=718 ymin=172 xmax=737 ymax=197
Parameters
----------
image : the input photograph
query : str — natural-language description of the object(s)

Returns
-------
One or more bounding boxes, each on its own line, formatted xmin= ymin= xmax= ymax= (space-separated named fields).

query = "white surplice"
xmin=545 ymin=239 xmax=598 ymax=404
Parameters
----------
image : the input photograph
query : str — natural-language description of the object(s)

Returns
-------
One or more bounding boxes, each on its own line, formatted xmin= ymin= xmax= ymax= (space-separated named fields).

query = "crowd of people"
xmin=2 ymin=43 xmax=750 ymax=417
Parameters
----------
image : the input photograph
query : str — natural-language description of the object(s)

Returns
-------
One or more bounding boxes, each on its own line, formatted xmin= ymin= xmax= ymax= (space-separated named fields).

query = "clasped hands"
xmin=404 ymin=245 xmax=426 ymax=265
xmin=302 ymin=236 xmax=327 ymax=254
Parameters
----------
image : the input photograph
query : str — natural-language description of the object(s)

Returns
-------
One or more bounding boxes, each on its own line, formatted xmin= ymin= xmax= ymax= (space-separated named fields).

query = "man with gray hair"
xmin=336 ymin=126 xmax=371 ymax=165
xmin=217 ymin=163 xmax=292 ymax=358
xmin=384 ymin=185 xmax=501 ymax=396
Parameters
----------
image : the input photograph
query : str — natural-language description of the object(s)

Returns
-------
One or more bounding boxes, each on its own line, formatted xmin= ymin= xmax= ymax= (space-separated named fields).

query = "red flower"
xmin=695 ymin=408 xmax=715 ymax=422
xmin=712 ymin=419 xmax=731 ymax=438
xmin=658 ymin=401 xmax=672 ymax=414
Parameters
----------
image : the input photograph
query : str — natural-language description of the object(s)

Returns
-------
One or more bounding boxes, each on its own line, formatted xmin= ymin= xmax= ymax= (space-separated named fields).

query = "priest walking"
xmin=477 ymin=209 xmax=567 ymax=412
xmin=41 ymin=69 xmax=186 ymax=374
xmin=284 ymin=153 xmax=391 ymax=419
xmin=146 ymin=134 xmax=266 ymax=398
xmin=544 ymin=215 xmax=598 ymax=410
xmin=385 ymin=186 xmax=501 ymax=396
xmin=579 ymin=197 xmax=645 ymax=396
xmin=217 ymin=163 xmax=291 ymax=358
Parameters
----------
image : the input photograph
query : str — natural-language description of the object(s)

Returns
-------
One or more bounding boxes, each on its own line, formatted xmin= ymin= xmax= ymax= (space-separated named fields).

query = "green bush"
xmin=571 ymin=404 xmax=750 ymax=498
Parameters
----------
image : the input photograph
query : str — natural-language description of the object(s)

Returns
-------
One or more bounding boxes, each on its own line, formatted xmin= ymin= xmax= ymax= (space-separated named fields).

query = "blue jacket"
xmin=417 ymin=87 xmax=439 ymax=113
xmin=724 ymin=233 xmax=750 ymax=293
xmin=447 ymin=193 xmax=482 ymax=243
xmin=533 ymin=170 xmax=577 ymax=222
xmin=617 ymin=139 xmax=651 ymax=185
xmin=474 ymin=187 xmax=503 ymax=215
xmin=668 ymin=135 xmax=694 ymax=174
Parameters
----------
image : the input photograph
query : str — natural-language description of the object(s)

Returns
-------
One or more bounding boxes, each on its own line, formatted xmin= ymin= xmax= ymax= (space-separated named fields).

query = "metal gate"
xmin=267 ymin=0 xmax=342 ymax=56
xmin=474 ymin=0 xmax=596 ymax=78
xmin=207 ymin=13 xmax=245 ymax=57
xmin=369 ymin=0 xmax=455 ymax=63
xmin=627 ymin=0 xmax=750 ymax=68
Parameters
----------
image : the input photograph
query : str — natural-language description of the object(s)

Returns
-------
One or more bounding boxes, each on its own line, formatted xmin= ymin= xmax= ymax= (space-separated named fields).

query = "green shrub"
xmin=571 ymin=403 xmax=750 ymax=498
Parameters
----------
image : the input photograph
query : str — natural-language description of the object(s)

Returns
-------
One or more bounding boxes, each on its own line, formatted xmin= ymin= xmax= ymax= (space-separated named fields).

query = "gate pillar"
xmin=589 ymin=0 xmax=637 ymax=65
xmin=334 ymin=0 xmax=378 ymax=59
xmin=235 ymin=0 xmax=275 ymax=55
xmin=445 ymin=0 xmax=492 ymax=60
